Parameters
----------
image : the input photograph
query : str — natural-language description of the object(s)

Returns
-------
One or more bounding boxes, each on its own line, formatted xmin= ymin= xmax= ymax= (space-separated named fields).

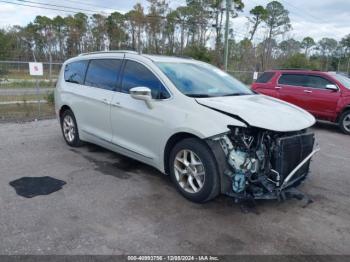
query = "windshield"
xmin=331 ymin=73 xmax=350 ymax=89
xmin=156 ymin=62 xmax=253 ymax=97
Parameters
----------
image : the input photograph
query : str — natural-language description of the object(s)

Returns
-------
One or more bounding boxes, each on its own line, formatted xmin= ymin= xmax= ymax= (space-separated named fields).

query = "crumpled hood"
xmin=196 ymin=94 xmax=316 ymax=132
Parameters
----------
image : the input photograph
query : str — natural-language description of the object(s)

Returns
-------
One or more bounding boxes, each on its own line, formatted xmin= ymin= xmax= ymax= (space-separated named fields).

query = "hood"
xmin=196 ymin=94 xmax=315 ymax=132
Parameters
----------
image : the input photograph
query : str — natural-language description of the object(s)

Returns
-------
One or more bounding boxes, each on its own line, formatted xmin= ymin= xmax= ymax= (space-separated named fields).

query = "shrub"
xmin=46 ymin=91 xmax=54 ymax=104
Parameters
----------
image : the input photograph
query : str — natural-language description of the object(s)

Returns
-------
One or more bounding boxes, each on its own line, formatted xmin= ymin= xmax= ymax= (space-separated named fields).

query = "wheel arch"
xmin=336 ymin=105 xmax=350 ymax=123
xmin=163 ymin=132 xmax=202 ymax=175
xmin=59 ymin=105 xmax=72 ymax=119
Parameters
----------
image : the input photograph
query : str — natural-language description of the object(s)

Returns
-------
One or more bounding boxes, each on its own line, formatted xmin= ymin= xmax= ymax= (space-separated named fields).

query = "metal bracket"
xmin=280 ymin=146 xmax=320 ymax=190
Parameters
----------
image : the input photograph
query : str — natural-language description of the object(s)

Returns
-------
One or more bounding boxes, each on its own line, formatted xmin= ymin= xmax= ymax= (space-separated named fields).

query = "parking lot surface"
xmin=0 ymin=119 xmax=349 ymax=255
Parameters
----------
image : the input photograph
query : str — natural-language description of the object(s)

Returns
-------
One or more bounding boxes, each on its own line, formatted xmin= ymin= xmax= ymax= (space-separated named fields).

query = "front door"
xmin=302 ymin=74 xmax=340 ymax=120
xmin=110 ymin=60 xmax=171 ymax=163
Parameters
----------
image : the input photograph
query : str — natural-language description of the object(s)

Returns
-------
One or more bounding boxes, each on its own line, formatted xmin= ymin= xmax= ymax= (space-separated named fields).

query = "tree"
xmin=146 ymin=0 xmax=169 ymax=54
xmin=125 ymin=3 xmax=145 ymax=52
xmin=107 ymin=12 xmax=127 ymax=50
xmin=248 ymin=5 xmax=268 ymax=41
xmin=0 ymin=29 xmax=14 ymax=60
xmin=175 ymin=5 xmax=191 ymax=55
xmin=52 ymin=16 xmax=67 ymax=59
xmin=209 ymin=0 xmax=244 ymax=66
xmin=164 ymin=9 xmax=178 ymax=54
xmin=65 ymin=13 xmax=88 ymax=56
xmin=318 ymin=37 xmax=338 ymax=70
xmin=341 ymin=34 xmax=350 ymax=74
xmin=279 ymin=38 xmax=300 ymax=57
xmin=185 ymin=0 xmax=210 ymax=47
xmin=264 ymin=1 xmax=291 ymax=69
xmin=281 ymin=53 xmax=315 ymax=69
xmin=301 ymin=36 xmax=315 ymax=57
xmin=91 ymin=14 xmax=108 ymax=51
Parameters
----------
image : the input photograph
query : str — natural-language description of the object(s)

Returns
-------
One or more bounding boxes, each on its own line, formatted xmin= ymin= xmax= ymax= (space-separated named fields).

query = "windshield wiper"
xmin=221 ymin=93 xmax=253 ymax=96
xmin=186 ymin=94 xmax=213 ymax=98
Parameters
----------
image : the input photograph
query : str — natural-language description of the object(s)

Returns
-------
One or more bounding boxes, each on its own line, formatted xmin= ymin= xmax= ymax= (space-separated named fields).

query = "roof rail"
xmin=79 ymin=50 xmax=138 ymax=56
xmin=273 ymin=68 xmax=320 ymax=71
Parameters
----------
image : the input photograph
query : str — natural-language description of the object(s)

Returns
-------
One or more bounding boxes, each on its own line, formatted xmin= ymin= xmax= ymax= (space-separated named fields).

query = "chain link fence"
xmin=0 ymin=61 xmax=62 ymax=122
xmin=227 ymin=70 xmax=262 ymax=85
xmin=0 ymin=60 xmax=261 ymax=122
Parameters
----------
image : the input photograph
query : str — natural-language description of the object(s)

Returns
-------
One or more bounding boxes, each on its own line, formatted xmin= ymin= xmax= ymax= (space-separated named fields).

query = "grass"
xmin=0 ymin=94 xmax=48 ymax=102
xmin=0 ymin=103 xmax=55 ymax=121
xmin=0 ymin=80 xmax=56 ymax=89
xmin=0 ymin=69 xmax=60 ymax=80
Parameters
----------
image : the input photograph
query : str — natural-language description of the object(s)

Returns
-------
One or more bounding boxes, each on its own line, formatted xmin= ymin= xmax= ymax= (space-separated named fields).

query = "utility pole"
xmin=224 ymin=0 xmax=231 ymax=71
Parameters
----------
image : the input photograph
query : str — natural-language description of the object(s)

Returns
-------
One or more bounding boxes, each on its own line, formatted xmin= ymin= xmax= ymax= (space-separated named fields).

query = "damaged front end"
xmin=208 ymin=127 xmax=319 ymax=202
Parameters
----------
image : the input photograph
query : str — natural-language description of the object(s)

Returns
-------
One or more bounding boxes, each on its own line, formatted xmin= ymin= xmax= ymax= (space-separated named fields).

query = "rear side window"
xmin=64 ymin=60 xmax=88 ymax=84
xmin=306 ymin=75 xmax=333 ymax=89
xmin=85 ymin=59 xmax=122 ymax=90
xmin=255 ymin=72 xmax=275 ymax=83
xmin=121 ymin=60 xmax=170 ymax=99
xmin=278 ymin=74 xmax=307 ymax=86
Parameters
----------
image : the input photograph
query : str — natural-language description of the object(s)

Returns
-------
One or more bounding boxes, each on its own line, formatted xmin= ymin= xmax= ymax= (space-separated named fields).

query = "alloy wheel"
xmin=174 ymin=149 xmax=206 ymax=193
xmin=343 ymin=113 xmax=350 ymax=133
xmin=62 ymin=115 xmax=76 ymax=143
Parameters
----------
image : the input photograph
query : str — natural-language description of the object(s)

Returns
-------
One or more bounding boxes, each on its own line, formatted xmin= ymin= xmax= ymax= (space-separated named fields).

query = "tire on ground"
xmin=60 ymin=109 xmax=83 ymax=147
xmin=169 ymin=138 xmax=220 ymax=203
xmin=339 ymin=110 xmax=350 ymax=135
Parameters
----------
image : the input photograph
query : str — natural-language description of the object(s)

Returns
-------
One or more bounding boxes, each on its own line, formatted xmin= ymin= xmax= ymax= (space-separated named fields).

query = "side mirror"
xmin=129 ymin=86 xmax=153 ymax=109
xmin=325 ymin=84 xmax=338 ymax=91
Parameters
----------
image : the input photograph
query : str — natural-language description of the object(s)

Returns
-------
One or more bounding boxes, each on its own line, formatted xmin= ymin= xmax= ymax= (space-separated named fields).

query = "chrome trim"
xmin=280 ymin=147 xmax=320 ymax=190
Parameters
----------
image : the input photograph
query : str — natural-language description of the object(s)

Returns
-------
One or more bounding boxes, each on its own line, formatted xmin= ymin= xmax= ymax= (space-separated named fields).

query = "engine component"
xmin=217 ymin=127 xmax=317 ymax=201
xmin=232 ymin=171 xmax=245 ymax=193
xmin=228 ymin=149 xmax=258 ymax=173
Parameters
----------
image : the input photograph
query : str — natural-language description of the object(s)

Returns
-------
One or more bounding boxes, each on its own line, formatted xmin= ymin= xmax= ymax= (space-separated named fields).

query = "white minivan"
xmin=55 ymin=51 xmax=318 ymax=203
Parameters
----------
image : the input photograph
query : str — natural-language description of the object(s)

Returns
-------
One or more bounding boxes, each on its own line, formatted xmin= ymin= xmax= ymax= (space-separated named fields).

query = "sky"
xmin=0 ymin=0 xmax=349 ymax=42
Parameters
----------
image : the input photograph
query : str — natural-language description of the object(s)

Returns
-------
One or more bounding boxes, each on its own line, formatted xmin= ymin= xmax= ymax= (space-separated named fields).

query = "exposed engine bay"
xmin=211 ymin=126 xmax=319 ymax=201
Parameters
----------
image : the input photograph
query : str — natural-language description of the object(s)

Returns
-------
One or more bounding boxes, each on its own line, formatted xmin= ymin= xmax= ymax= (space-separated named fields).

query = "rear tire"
xmin=169 ymin=138 xmax=220 ymax=203
xmin=339 ymin=110 xmax=350 ymax=135
xmin=60 ymin=109 xmax=83 ymax=147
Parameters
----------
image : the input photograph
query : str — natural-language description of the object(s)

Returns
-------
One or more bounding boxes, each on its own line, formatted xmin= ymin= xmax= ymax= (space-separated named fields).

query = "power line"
xmin=0 ymin=0 xmax=95 ymax=15
xmin=15 ymin=0 xmax=109 ymax=15
xmin=280 ymin=0 xmax=327 ymax=23
xmin=59 ymin=0 xmax=115 ymax=10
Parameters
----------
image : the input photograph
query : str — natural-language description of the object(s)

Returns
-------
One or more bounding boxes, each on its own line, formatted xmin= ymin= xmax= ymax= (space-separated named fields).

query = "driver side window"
xmin=121 ymin=60 xmax=170 ymax=99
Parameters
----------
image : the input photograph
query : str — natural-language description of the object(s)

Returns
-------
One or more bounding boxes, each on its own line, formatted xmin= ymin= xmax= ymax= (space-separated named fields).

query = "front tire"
xmin=60 ymin=109 xmax=83 ymax=147
xmin=339 ymin=110 xmax=350 ymax=135
xmin=169 ymin=138 xmax=220 ymax=203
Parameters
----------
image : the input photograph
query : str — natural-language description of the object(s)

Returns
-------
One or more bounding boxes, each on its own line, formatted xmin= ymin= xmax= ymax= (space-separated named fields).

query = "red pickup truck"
xmin=252 ymin=69 xmax=350 ymax=134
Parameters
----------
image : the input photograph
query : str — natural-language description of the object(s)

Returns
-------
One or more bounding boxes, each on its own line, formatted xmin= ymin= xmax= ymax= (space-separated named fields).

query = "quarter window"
xmin=85 ymin=59 xmax=122 ymax=90
xmin=64 ymin=60 xmax=88 ymax=84
xmin=121 ymin=60 xmax=170 ymax=99
xmin=255 ymin=72 xmax=275 ymax=83
xmin=278 ymin=74 xmax=307 ymax=87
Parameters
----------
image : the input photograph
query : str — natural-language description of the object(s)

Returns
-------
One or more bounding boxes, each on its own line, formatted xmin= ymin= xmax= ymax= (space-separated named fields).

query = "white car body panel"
xmin=55 ymin=52 xmax=316 ymax=173
xmin=196 ymin=94 xmax=316 ymax=132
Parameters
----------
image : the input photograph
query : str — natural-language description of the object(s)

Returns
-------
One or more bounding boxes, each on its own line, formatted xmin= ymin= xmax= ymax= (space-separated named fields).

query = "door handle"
xmin=102 ymin=98 xmax=110 ymax=105
xmin=111 ymin=102 xmax=122 ymax=108
xmin=304 ymin=90 xmax=312 ymax=93
xmin=275 ymin=86 xmax=281 ymax=89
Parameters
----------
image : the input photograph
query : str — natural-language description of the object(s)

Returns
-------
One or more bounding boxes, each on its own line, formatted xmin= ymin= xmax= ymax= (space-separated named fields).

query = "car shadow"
xmin=76 ymin=142 xmax=170 ymax=182
xmin=78 ymin=143 xmax=313 ymax=215
xmin=313 ymin=121 xmax=341 ymax=134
